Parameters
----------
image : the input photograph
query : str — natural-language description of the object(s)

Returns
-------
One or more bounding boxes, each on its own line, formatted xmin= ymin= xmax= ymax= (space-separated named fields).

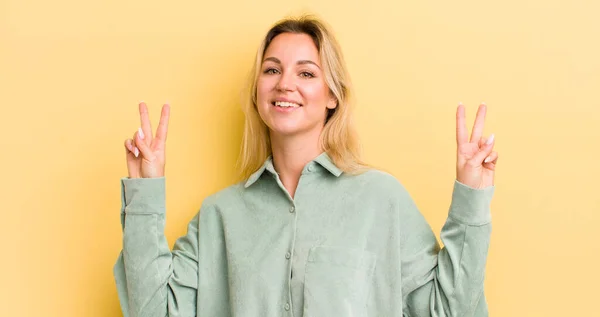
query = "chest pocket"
xmin=302 ymin=246 xmax=377 ymax=317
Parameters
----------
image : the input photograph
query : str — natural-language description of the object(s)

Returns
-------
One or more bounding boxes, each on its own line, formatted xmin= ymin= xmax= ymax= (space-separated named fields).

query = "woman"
xmin=114 ymin=15 xmax=498 ymax=317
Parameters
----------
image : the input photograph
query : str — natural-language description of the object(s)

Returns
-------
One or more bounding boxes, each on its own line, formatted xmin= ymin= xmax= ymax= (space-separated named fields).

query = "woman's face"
xmin=256 ymin=32 xmax=337 ymax=138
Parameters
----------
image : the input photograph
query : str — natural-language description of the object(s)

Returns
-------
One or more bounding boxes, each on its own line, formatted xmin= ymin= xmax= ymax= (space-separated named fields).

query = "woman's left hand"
xmin=455 ymin=103 xmax=498 ymax=189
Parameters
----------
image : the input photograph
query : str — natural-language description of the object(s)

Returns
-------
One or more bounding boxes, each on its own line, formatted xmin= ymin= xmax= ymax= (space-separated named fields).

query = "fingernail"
xmin=139 ymin=100 xmax=145 ymax=104
xmin=138 ymin=127 xmax=145 ymax=139
xmin=484 ymin=156 xmax=491 ymax=163
xmin=486 ymin=134 xmax=495 ymax=145
xmin=134 ymin=147 xmax=139 ymax=157
xmin=458 ymin=101 xmax=463 ymax=105
xmin=481 ymin=102 xmax=486 ymax=105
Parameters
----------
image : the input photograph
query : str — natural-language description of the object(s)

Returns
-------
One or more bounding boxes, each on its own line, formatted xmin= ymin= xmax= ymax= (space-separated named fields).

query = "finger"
xmin=470 ymin=103 xmax=487 ymax=143
xmin=134 ymin=130 xmax=154 ymax=159
xmin=479 ymin=136 xmax=488 ymax=148
xmin=483 ymin=151 xmax=498 ymax=164
xmin=124 ymin=139 xmax=134 ymax=154
xmin=456 ymin=103 xmax=468 ymax=146
xmin=483 ymin=152 xmax=498 ymax=172
xmin=472 ymin=134 xmax=495 ymax=163
xmin=155 ymin=103 xmax=171 ymax=144
xmin=125 ymin=139 xmax=140 ymax=158
xmin=131 ymin=132 xmax=140 ymax=158
xmin=139 ymin=102 xmax=153 ymax=143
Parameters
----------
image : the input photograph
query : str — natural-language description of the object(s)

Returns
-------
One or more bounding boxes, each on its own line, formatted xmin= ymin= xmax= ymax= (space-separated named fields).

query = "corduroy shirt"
xmin=114 ymin=152 xmax=495 ymax=316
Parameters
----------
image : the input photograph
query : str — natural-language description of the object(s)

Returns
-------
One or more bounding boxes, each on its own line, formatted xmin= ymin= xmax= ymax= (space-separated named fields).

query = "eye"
xmin=263 ymin=68 xmax=280 ymax=75
xmin=299 ymin=71 xmax=315 ymax=78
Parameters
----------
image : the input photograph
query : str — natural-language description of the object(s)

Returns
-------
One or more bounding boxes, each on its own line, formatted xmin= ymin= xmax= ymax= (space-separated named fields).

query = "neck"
xmin=270 ymin=129 xmax=323 ymax=199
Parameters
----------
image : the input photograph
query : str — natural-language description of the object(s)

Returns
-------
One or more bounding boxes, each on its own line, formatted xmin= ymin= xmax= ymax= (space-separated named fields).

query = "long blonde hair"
xmin=237 ymin=15 xmax=367 ymax=180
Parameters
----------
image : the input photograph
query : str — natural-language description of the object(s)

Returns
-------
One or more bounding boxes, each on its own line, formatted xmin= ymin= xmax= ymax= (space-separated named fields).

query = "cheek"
xmin=257 ymin=76 xmax=276 ymax=96
xmin=255 ymin=79 xmax=271 ymax=118
xmin=256 ymin=78 xmax=266 ymax=100
xmin=301 ymin=82 xmax=330 ymax=104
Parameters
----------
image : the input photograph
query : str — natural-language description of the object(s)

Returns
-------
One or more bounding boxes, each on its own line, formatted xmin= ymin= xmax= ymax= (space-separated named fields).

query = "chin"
xmin=259 ymin=110 xmax=321 ymax=138
xmin=269 ymin=124 xmax=305 ymax=137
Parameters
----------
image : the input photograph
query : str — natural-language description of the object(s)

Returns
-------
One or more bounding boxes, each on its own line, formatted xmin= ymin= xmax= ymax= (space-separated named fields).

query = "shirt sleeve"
xmin=113 ymin=177 xmax=200 ymax=317
xmin=399 ymin=180 xmax=495 ymax=317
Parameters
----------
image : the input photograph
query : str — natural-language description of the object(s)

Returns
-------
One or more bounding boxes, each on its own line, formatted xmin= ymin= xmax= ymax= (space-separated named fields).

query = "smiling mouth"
xmin=272 ymin=101 xmax=302 ymax=108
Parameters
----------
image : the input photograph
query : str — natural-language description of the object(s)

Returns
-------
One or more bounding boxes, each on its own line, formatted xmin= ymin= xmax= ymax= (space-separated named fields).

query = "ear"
xmin=326 ymin=95 xmax=338 ymax=110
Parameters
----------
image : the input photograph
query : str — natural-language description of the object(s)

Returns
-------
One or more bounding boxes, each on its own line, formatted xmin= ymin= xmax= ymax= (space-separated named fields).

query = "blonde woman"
xmin=114 ymin=15 xmax=498 ymax=317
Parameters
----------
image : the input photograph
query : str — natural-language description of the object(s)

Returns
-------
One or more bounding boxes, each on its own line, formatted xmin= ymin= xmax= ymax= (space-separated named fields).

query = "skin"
xmin=123 ymin=35 xmax=498 ymax=195
xmin=255 ymin=32 xmax=337 ymax=197
xmin=456 ymin=103 xmax=499 ymax=189
xmin=124 ymin=102 xmax=170 ymax=180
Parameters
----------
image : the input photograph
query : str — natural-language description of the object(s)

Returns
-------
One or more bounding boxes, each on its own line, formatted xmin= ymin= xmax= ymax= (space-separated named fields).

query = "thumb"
xmin=134 ymin=131 xmax=155 ymax=160
xmin=124 ymin=139 xmax=140 ymax=178
xmin=472 ymin=134 xmax=495 ymax=163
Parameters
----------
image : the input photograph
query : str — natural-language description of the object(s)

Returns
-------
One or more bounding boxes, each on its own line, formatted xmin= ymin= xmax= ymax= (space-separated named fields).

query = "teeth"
xmin=275 ymin=101 xmax=300 ymax=108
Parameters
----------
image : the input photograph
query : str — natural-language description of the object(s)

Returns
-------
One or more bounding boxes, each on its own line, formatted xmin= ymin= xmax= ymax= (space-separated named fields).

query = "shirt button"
xmin=289 ymin=206 xmax=295 ymax=213
xmin=284 ymin=303 xmax=290 ymax=311
xmin=285 ymin=252 xmax=291 ymax=259
xmin=307 ymin=164 xmax=314 ymax=172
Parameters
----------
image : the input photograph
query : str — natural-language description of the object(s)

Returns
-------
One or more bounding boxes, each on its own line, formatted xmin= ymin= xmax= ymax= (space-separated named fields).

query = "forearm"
xmin=404 ymin=180 xmax=494 ymax=317
xmin=114 ymin=177 xmax=198 ymax=317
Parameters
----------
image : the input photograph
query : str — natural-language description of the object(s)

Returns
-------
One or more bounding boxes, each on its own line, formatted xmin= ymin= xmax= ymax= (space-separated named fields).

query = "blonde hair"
xmin=237 ymin=14 xmax=368 ymax=180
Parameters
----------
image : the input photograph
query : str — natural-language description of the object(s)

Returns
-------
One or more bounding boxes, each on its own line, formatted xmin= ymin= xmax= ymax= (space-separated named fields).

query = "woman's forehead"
xmin=264 ymin=33 xmax=320 ymax=64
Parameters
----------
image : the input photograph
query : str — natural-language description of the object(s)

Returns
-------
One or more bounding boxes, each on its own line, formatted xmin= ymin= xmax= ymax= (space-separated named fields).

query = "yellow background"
xmin=2 ymin=0 xmax=598 ymax=315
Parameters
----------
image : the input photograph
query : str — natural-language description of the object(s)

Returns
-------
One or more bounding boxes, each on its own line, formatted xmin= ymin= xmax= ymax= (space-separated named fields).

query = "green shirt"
xmin=113 ymin=152 xmax=495 ymax=317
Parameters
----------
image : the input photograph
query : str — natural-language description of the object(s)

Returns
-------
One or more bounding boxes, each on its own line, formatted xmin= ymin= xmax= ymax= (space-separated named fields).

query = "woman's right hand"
xmin=124 ymin=102 xmax=171 ymax=179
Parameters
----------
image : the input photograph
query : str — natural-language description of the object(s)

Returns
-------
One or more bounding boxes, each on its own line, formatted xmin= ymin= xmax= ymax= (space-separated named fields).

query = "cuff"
xmin=448 ymin=180 xmax=495 ymax=226
xmin=120 ymin=177 xmax=166 ymax=215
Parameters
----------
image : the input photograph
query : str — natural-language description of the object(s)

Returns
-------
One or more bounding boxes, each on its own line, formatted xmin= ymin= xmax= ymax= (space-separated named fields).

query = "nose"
xmin=276 ymin=71 xmax=295 ymax=92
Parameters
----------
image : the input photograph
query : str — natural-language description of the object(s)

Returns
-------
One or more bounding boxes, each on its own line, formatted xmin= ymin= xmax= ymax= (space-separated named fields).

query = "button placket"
xmin=285 ymin=199 xmax=297 ymax=316
xmin=286 ymin=205 xmax=295 ymax=260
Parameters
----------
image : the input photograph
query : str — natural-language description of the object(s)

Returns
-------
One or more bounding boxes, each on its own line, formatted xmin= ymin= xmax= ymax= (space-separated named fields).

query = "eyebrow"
xmin=263 ymin=57 xmax=321 ymax=69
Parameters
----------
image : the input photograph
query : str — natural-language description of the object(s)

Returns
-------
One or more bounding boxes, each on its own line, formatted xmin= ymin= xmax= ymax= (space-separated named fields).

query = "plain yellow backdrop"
xmin=1 ymin=0 xmax=599 ymax=315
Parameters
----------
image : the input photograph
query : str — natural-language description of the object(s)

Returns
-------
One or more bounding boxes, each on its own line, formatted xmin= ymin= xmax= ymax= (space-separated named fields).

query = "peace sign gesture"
xmin=455 ymin=103 xmax=498 ymax=189
xmin=124 ymin=102 xmax=171 ymax=179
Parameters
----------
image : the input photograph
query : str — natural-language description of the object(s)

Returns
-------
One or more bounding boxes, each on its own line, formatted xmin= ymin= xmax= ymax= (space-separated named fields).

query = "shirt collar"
xmin=244 ymin=152 xmax=342 ymax=188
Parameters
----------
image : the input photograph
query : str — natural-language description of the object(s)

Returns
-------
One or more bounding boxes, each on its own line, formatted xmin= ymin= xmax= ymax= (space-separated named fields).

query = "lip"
xmin=271 ymin=97 xmax=302 ymax=107
xmin=272 ymin=104 xmax=300 ymax=113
